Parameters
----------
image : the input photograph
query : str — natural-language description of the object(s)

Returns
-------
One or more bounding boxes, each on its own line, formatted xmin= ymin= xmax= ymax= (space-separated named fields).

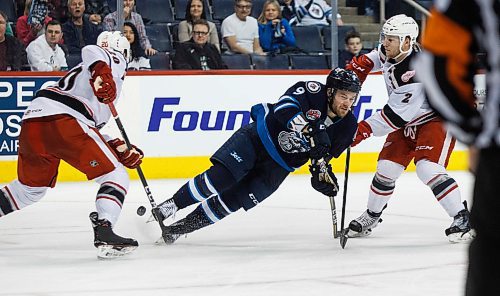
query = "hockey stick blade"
xmin=339 ymin=228 xmax=349 ymax=249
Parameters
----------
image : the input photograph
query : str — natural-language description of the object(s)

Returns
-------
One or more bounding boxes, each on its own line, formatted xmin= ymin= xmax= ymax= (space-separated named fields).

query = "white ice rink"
xmin=0 ymin=172 xmax=474 ymax=296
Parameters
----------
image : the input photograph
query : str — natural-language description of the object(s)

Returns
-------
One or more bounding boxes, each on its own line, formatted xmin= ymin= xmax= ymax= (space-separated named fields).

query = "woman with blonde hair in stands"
xmin=178 ymin=0 xmax=220 ymax=51
xmin=257 ymin=0 xmax=295 ymax=53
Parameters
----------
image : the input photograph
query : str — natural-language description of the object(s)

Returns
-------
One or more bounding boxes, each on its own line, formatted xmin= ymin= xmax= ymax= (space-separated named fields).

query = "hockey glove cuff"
xmin=309 ymin=159 xmax=339 ymax=197
xmin=352 ymin=121 xmax=372 ymax=147
xmin=108 ymin=138 xmax=144 ymax=169
xmin=89 ymin=61 xmax=116 ymax=104
xmin=346 ymin=55 xmax=374 ymax=84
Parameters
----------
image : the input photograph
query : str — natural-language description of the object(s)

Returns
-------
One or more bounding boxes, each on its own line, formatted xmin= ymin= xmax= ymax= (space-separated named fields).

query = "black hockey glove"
xmin=309 ymin=159 xmax=339 ymax=197
xmin=307 ymin=120 xmax=331 ymax=160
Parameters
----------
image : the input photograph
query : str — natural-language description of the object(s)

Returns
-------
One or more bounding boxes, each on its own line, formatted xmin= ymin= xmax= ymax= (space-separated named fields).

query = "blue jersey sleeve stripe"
xmin=274 ymin=102 xmax=300 ymax=112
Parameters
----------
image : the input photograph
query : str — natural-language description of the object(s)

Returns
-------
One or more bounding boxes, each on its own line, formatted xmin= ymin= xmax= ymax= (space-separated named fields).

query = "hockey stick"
xmin=339 ymin=147 xmax=351 ymax=249
xmin=108 ymin=103 xmax=169 ymax=242
xmin=328 ymin=188 xmax=339 ymax=238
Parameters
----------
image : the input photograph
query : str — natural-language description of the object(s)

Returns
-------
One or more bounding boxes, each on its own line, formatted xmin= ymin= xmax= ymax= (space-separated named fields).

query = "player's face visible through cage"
xmin=327 ymin=89 xmax=357 ymax=118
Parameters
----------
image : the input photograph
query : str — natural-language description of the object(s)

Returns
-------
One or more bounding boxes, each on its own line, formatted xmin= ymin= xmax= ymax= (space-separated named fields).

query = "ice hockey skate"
xmin=149 ymin=198 xmax=178 ymax=223
xmin=89 ymin=212 xmax=138 ymax=259
xmin=347 ymin=209 xmax=383 ymax=238
xmin=445 ymin=206 xmax=475 ymax=243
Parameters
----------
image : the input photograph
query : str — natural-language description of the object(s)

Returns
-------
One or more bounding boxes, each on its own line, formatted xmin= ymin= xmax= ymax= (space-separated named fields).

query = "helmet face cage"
xmin=380 ymin=14 xmax=419 ymax=50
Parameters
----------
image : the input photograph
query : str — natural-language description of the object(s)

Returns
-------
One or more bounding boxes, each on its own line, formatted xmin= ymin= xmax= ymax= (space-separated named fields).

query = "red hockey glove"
xmin=346 ymin=55 xmax=374 ymax=84
xmin=352 ymin=121 xmax=373 ymax=147
xmin=108 ymin=138 xmax=144 ymax=169
xmin=89 ymin=61 xmax=116 ymax=104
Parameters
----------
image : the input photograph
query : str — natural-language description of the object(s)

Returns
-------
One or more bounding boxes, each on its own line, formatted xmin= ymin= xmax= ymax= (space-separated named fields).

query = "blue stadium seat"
xmin=146 ymin=24 xmax=173 ymax=52
xmin=66 ymin=53 xmax=83 ymax=69
xmin=221 ymin=54 xmax=252 ymax=69
xmin=322 ymin=26 xmax=356 ymax=50
xmin=250 ymin=0 xmax=266 ymax=19
xmin=212 ymin=0 xmax=234 ymax=21
xmin=149 ymin=52 xmax=171 ymax=70
xmin=136 ymin=0 xmax=175 ymax=23
xmin=252 ymin=55 xmax=290 ymax=70
xmin=174 ymin=0 xmax=213 ymax=21
xmin=292 ymin=26 xmax=324 ymax=53
xmin=0 ymin=0 xmax=17 ymax=23
xmin=289 ymin=54 xmax=328 ymax=70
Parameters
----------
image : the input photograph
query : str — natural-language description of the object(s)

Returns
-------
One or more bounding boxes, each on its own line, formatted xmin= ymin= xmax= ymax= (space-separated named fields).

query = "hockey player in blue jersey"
xmin=151 ymin=68 xmax=361 ymax=243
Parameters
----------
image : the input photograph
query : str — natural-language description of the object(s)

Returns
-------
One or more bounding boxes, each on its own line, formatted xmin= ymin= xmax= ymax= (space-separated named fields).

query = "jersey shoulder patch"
xmin=306 ymin=81 xmax=321 ymax=93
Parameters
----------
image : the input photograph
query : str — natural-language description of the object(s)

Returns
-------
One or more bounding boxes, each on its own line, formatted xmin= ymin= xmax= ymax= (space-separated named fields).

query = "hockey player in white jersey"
xmin=0 ymin=31 xmax=144 ymax=258
xmin=345 ymin=15 xmax=474 ymax=243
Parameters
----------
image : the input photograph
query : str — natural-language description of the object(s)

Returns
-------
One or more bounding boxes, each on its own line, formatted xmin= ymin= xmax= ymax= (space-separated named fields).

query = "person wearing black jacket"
xmin=63 ymin=0 xmax=102 ymax=54
xmin=172 ymin=19 xmax=226 ymax=70
xmin=0 ymin=10 xmax=27 ymax=71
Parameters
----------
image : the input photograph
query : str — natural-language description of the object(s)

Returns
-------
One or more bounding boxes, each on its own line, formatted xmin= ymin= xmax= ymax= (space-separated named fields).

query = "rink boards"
xmin=1 ymin=70 xmax=480 ymax=182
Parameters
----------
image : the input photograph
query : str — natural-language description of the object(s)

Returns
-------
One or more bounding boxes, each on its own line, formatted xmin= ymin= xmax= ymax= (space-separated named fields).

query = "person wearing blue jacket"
xmin=257 ymin=0 xmax=296 ymax=53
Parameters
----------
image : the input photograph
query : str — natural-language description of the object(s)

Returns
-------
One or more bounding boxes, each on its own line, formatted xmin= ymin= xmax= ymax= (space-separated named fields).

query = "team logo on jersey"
xmin=278 ymin=131 xmax=309 ymax=153
xmin=306 ymin=81 xmax=321 ymax=93
xmin=306 ymin=109 xmax=321 ymax=121
xmin=90 ymin=160 xmax=100 ymax=167
xmin=308 ymin=3 xmax=326 ymax=19
xmin=401 ymin=70 xmax=416 ymax=82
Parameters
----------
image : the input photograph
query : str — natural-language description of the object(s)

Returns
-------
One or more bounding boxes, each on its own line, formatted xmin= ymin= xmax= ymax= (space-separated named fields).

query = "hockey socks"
xmin=173 ymin=163 xmax=236 ymax=209
xmin=164 ymin=196 xmax=233 ymax=243
xmin=0 ymin=187 xmax=15 ymax=217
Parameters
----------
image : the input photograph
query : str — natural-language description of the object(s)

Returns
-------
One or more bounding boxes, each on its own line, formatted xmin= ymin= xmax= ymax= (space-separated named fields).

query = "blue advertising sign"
xmin=0 ymin=77 xmax=58 ymax=155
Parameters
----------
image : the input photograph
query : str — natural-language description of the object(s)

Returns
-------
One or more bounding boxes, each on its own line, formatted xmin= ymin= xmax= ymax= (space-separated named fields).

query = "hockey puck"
xmin=137 ymin=206 xmax=146 ymax=216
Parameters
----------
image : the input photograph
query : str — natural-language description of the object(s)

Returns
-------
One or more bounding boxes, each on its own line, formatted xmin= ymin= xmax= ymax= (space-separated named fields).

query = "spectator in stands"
xmin=16 ymin=0 xmax=53 ymax=47
xmin=0 ymin=11 xmax=28 ymax=71
xmin=63 ymin=0 xmax=102 ymax=54
xmin=123 ymin=22 xmax=150 ymax=70
xmin=103 ymin=0 xmax=157 ymax=56
xmin=26 ymin=20 xmax=67 ymax=71
xmin=173 ymin=19 xmax=227 ymax=70
xmin=221 ymin=0 xmax=265 ymax=55
xmin=257 ymin=0 xmax=296 ymax=53
xmin=85 ymin=0 xmax=111 ymax=25
xmin=47 ymin=0 xmax=69 ymax=23
xmin=6 ymin=23 xmax=14 ymax=36
xmin=338 ymin=31 xmax=362 ymax=67
xmin=178 ymin=0 xmax=220 ymax=51
xmin=280 ymin=0 xmax=343 ymax=26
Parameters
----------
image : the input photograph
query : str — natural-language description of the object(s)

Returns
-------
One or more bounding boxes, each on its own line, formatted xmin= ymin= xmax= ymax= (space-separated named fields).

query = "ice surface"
xmin=0 ymin=172 xmax=474 ymax=296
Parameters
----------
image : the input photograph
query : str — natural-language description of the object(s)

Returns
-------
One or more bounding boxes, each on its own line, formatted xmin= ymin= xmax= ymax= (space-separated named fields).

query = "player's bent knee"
xmin=1 ymin=180 xmax=48 ymax=215
xmin=376 ymin=160 xmax=405 ymax=181
xmin=416 ymin=160 xmax=447 ymax=184
xmin=94 ymin=166 xmax=130 ymax=192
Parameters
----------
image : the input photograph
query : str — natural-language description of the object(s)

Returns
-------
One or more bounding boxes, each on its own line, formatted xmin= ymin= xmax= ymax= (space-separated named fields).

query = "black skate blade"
xmin=340 ymin=228 xmax=349 ymax=249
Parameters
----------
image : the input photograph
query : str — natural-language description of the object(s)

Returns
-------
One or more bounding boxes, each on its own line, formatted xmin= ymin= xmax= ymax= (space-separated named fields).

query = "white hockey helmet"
xmin=381 ymin=14 xmax=419 ymax=50
xmin=97 ymin=31 xmax=131 ymax=62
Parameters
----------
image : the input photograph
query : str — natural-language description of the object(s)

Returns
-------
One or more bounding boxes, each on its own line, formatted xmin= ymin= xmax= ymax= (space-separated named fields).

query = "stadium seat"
xmin=250 ymin=0 xmax=266 ymax=19
xmin=66 ymin=53 xmax=83 ymax=69
xmin=323 ymin=26 xmax=356 ymax=50
xmin=146 ymin=24 xmax=173 ymax=52
xmin=212 ymin=0 xmax=234 ymax=21
xmin=136 ymin=0 xmax=175 ymax=23
xmin=252 ymin=54 xmax=290 ymax=70
xmin=0 ymin=0 xmax=17 ymax=23
xmin=174 ymin=0 xmax=213 ymax=21
xmin=289 ymin=54 xmax=328 ymax=70
xmin=149 ymin=52 xmax=171 ymax=70
xmin=293 ymin=26 xmax=324 ymax=53
xmin=221 ymin=54 xmax=252 ymax=69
